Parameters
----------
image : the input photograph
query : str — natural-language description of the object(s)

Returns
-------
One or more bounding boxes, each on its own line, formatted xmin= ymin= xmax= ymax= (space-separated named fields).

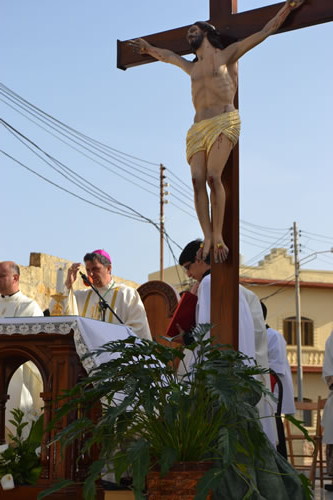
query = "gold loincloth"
xmin=186 ymin=110 xmax=241 ymax=163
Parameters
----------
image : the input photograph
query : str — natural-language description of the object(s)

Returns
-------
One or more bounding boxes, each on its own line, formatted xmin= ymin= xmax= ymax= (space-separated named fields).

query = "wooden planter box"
xmin=105 ymin=492 xmax=135 ymax=499
xmin=0 ymin=483 xmax=104 ymax=500
xmin=147 ymin=462 xmax=213 ymax=499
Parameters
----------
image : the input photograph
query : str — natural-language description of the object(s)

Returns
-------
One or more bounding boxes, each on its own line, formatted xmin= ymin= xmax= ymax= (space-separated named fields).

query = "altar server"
xmin=177 ymin=240 xmax=276 ymax=445
xmin=322 ymin=331 xmax=333 ymax=476
xmin=0 ymin=261 xmax=43 ymax=438
xmin=261 ymin=301 xmax=295 ymax=415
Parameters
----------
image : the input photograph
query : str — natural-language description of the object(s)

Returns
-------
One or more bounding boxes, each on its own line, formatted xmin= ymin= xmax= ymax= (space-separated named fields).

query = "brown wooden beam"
xmin=117 ymin=0 xmax=333 ymax=70
xmin=216 ymin=0 xmax=333 ymax=39
xmin=209 ymin=0 xmax=232 ymax=20
xmin=210 ymin=145 xmax=239 ymax=349
xmin=117 ymin=27 xmax=190 ymax=70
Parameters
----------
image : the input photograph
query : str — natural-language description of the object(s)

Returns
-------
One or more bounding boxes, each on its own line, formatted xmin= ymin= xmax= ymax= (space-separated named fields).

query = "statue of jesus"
xmin=130 ymin=0 xmax=304 ymax=263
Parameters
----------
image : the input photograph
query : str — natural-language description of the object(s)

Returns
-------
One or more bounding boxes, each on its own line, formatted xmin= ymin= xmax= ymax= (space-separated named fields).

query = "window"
xmin=283 ymin=316 xmax=314 ymax=346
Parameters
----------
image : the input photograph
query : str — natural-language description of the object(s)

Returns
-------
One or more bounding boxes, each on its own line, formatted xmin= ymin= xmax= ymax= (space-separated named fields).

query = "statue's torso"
xmin=191 ymin=52 xmax=238 ymax=122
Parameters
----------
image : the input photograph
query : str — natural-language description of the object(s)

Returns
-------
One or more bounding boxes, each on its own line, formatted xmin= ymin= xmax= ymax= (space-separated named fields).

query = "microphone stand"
xmin=79 ymin=272 xmax=124 ymax=324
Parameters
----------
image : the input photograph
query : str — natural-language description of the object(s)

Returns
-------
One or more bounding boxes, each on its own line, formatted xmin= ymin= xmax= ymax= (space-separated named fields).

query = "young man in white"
xmin=177 ymin=240 xmax=276 ymax=445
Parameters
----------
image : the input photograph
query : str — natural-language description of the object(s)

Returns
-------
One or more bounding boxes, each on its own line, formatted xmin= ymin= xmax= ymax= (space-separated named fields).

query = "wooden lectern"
xmin=0 ymin=320 xmax=102 ymax=499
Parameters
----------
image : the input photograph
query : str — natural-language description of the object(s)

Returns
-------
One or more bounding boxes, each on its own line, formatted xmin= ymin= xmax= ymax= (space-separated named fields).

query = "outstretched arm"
xmin=224 ymin=0 xmax=305 ymax=63
xmin=128 ymin=38 xmax=193 ymax=75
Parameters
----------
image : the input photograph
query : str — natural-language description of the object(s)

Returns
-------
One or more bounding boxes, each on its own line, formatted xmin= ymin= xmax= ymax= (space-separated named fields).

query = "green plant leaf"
xmin=44 ymin=326 xmax=309 ymax=499
xmin=127 ymin=438 xmax=150 ymax=493
xmin=27 ymin=413 xmax=44 ymax=444
xmin=159 ymin=447 xmax=178 ymax=476
xmin=82 ymin=460 xmax=105 ymax=500
xmin=37 ymin=479 xmax=75 ymax=499
xmin=284 ymin=414 xmax=315 ymax=444
xmin=194 ymin=467 xmax=223 ymax=500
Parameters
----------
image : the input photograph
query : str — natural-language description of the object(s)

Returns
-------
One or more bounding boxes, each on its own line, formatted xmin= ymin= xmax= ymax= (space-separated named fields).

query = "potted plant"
xmin=39 ymin=324 xmax=312 ymax=500
xmin=0 ymin=408 xmax=43 ymax=492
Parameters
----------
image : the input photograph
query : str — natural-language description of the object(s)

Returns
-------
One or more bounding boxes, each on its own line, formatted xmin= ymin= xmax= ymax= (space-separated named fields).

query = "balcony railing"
xmin=287 ymin=347 xmax=324 ymax=367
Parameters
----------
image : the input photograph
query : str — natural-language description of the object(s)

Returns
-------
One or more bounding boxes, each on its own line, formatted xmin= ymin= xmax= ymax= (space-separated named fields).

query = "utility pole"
xmin=292 ymin=221 xmax=303 ymax=402
xmin=159 ymin=164 xmax=168 ymax=281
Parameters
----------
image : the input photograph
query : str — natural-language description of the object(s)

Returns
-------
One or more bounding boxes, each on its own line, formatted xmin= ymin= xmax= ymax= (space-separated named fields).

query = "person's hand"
xmin=128 ymin=38 xmax=151 ymax=55
xmin=287 ymin=0 xmax=304 ymax=10
xmin=65 ymin=263 xmax=81 ymax=289
xmin=190 ymin=282 xmax=200 ymax=296
xmin=176 ymin=323 xmax=185 ymax=335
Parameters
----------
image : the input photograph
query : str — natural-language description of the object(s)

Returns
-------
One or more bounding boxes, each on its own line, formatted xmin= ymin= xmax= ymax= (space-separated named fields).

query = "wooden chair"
xmin=311 ymin=396 xmax=328 ymax=488
xmin=270 ymin=370 xmax=287 ymax=459
xmin=137 ymin=280 xmax=179 ymax=345
xmin=284 ymin=397 xmax=327 ymax=488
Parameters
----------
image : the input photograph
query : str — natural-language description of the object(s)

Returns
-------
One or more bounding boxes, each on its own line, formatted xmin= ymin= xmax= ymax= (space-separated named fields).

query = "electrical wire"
xmin=1 ymin=150 xmax=147 ymax=222
xmin=1 ymin=93 xmax=160 ymax=192
xmin=240 ymin=219 xmax=290 ymax=233
xmin=1 ymin=84 xmax=199 ymax=210
xmin=241 ymin=229 xmax=292 ymax=267
xmin=0 ymin=83 xmax=159 ymax=171
xmin=1 ymin=120 xmax=162 ymax=229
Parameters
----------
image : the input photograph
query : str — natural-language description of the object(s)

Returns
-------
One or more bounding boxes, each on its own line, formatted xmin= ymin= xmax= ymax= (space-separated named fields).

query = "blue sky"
xmin=1 ymin=0 xmax=333 ymax=285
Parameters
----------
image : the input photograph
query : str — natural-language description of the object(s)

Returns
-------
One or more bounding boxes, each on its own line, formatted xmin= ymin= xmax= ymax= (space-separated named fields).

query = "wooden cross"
xmin=117 ymin=0 xmax=333 ymax=349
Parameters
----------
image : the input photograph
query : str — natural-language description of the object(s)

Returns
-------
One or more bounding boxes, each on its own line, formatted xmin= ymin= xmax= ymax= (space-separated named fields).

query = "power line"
xmin=2 ymin=83 xmax=199 ymax=210
xmin=1 ymin=120 xmax=161 ymax=229
xmin=240 ymin=219 xmax=290 ymax=233
xmin=0 ymin=82 xmax=159 ymax=170
xmin=1 ymin=93 xmax=160 ymax=193
xmin=1 ymin=150 xmax=147 ymax=222
xmin=241 ymin=230 xmax=291 ymax=267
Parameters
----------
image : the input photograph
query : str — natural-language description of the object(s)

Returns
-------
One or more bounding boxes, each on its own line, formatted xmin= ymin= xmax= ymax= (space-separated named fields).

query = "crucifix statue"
xmin=117 ymin=0 xmax=333 ymax=349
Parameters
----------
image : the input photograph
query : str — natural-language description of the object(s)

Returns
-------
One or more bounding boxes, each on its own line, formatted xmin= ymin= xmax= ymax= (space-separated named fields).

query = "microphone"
xmin=79 ymin=271 xmax=92 ymax=287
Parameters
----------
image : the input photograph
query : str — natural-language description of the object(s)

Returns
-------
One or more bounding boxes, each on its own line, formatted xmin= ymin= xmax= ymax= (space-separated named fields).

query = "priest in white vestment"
xmin=260 ymin=301 xmax=295 ymax=416
xmin=322 ymin=331 xmax=333 ymax=475
xmin=176 ymin=240 xmax=277 ymax=446
xmin=60 ymin=249 xmax=151 ymax=340
xmin=0 ymin=261 xmax=44 ymax=438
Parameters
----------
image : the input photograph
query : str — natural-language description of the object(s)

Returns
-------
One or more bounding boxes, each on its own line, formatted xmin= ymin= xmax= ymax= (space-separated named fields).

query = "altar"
xmin=0 ymin=316 xmax=132 ymax=499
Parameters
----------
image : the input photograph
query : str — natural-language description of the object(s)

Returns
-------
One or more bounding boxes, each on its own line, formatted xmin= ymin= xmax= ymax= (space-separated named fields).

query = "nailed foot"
xmin=214 ymin=239 xmax=229 ymax=263
xmin=196 ymin=238 xmax=212 ymax=262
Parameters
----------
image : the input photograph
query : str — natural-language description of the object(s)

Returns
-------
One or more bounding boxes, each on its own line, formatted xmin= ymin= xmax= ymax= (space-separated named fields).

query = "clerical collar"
xmin=1 ymin=290 xmax=19 ymax=299
xmin=96 ymin=281 xmax=116 ymax=293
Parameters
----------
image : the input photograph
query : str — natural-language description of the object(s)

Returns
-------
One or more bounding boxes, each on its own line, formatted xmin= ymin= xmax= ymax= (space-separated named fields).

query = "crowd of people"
xmin=0 ymin=245 xmax=292 ymax=444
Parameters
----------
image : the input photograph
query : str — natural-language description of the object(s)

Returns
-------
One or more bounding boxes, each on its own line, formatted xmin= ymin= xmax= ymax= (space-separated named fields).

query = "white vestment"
xmin=0 ymin=291 xmax=43 ymax=318
xmin=178 ymin=276 xmax=257 ymax=372
xmin=178 ymin=277 xmax=276 ymax=445
xmin=62 ymin=280 xmax=151 ymax=340
xmin=0 ymin=292 xmax=44 ymax=438
xmin=322 ymin=331 xmax=333 ymax=443
xmin=195 ymin=275 xmax=256 ymax=359
xmin=239 ymin=285 xmax=277 ymax=445
xmin=267 ymin=327 xmax=295 ymax=415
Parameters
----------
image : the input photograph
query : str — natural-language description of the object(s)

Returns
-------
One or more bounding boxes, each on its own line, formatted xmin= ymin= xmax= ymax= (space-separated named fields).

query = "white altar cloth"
xmin=0 ymin=316 xmax=134 ymax=372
